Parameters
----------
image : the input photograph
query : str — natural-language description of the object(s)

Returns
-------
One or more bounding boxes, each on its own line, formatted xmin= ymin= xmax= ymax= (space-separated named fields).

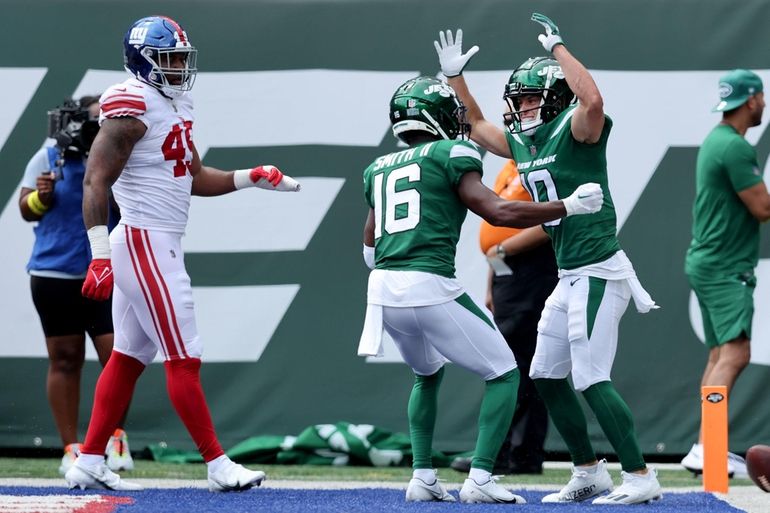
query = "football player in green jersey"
xmin=358 ymin=75 xmax=604 ymax=504
xmin=682 ymin=69 xmax=769 ymax=478
xmin=433 ymin=13 xmax=662 ymax=505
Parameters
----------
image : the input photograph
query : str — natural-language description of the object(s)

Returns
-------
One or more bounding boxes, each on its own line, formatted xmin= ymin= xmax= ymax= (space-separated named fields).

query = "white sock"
xmin=77 ymin=453 xmax=105 ymax=469
xmin=469 ymin=467 xmax=491 ymax=483
xmin=207 ymin=454 xmax=230 ymax=474
xmin=413 ymin=468 xmax=436 ymax=483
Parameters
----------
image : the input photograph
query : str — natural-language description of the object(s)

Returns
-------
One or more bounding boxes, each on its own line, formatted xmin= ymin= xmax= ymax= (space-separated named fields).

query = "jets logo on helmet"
xmin=503 ymin=57 xmax=576 ymax=135
xmin=389 ymin=76 xmax=470 ymax=143
xmin=123 ymin=16 xmax=198 ymax=99
xmin=422 ymin=83 xmax=453 ymax=98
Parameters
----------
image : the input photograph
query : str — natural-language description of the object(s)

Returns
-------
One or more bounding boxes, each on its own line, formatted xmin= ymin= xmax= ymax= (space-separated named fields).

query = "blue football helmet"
xmin=123 ymin=16 xmax=198 ymax=97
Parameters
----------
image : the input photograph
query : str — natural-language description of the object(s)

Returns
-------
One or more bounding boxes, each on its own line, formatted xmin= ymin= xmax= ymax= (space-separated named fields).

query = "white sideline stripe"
xmin=544 ymin=461 xmax=684 ymax=470
xmin=0 ymin=494 xmax=113 ymax=511
xmin=0 ymin=478 xmax=765 ymax=512
xmin=0 ymin=477 xmax=746 ymax=491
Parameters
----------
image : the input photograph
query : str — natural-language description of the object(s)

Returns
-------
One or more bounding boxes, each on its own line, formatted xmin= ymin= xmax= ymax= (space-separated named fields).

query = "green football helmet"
xmin=389 ymin=76 xmax=469 ymax=142
xmin=503 ymin=57 xmax=575 ymax=134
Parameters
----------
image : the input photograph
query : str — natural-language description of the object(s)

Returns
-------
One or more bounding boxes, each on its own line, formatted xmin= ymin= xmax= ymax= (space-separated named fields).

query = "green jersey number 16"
xmin=373 ymin=163 xmax=421 ymax=239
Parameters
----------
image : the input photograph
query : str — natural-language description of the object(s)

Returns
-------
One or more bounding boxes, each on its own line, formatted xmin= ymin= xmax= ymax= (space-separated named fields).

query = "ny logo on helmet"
xmin=423 ymin=83 xmax=453 ymax=97
xmin=129 ymin=27 xmax=149 ymax=45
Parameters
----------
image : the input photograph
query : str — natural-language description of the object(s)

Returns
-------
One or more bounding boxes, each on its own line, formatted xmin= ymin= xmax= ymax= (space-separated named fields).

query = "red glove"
xmin=250 ymin=165 xmax=284 ymax=187
xmin=82 ymin=259 xmax=114 ymax=301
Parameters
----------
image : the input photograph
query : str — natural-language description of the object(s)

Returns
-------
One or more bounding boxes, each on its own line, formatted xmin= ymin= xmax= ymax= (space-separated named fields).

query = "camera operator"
xmin=18 ymin=96 xmax=132 ymax=475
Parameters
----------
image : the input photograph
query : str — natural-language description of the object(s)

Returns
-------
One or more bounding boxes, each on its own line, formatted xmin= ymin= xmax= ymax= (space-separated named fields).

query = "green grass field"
xmin=0 ymin=457 xmax=752 ymax=488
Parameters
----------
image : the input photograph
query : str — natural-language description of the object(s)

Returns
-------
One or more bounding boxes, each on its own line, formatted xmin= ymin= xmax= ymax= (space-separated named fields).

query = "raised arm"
xmin=457 ymin=171 xmax=603 ymax=227
xmin=532 ymin=13 xmax=604 ymax=143
xmin=434 ymin=29 xmax=512 ymax=158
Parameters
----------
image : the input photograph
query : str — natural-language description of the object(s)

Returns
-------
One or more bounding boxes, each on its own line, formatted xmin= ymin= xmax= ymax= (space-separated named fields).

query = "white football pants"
xmin=110 ymin=225 xmax=201 ymax=364
xmin=530 ymin=275 xmax=631 ymax=391
xmin=383 ymin=296 xmax=517 ymax=380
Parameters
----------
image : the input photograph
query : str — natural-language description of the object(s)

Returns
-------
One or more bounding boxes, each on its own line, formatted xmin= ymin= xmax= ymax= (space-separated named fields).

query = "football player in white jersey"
xmin=65 ymin=15 xmax=300 ymax=492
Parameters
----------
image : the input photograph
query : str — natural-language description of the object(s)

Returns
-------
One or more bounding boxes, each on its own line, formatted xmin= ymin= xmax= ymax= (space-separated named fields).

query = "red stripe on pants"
xmin=125 ymin=226 xmax=168 ymax=359
xmin=139 ymin=229 xmax=189 ymax=358
xmin=127 ymin=227 xmax=187 ymax=359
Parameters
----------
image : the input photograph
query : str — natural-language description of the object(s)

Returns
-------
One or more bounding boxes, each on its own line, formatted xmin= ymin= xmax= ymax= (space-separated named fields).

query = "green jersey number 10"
xmin=521 ymin=168 xmax=561 ymax=227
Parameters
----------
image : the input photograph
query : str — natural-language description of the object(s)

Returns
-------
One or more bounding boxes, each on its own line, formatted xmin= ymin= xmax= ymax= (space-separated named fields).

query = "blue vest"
xmin=27 ymin=148 xmax=118 ymax=275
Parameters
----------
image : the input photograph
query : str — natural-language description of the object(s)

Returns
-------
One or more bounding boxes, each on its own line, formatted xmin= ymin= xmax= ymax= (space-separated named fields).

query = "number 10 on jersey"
xmin=162 ymin=120 xmax=193 ymax=178
xmin=373 ymin=163 xmax=421 ymax=239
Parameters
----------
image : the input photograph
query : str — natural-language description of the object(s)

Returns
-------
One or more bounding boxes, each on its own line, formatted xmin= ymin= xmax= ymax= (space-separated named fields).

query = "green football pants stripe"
xmin=583 ymin=381 xmax=646 ymax=472
xmin=587 ymin=277 xmax=607 ymax=340
xmin=472 ymin=369 xmax=519 ymax=472
xmin=534 ymin=377 xmax=597 ymax=466
xmin=454 ymin=293 xmax=495 ymax=330
xmin=408 ymin=367 xmax=444 ymax=469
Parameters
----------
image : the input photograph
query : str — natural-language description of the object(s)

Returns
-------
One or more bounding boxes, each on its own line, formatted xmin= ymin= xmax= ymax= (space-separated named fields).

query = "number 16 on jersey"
xmin=373 ymin=163 xmax=422 ymax=239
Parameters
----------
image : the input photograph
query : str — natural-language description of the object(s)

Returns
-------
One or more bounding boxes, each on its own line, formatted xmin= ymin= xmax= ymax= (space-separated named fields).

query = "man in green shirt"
xmin=433 ymin=13 xmax=662 ymax=505
xmin=358 ymin=75 xmax=603 ymax=504
xmin=683 ymin=69 xmax=768 ymax=478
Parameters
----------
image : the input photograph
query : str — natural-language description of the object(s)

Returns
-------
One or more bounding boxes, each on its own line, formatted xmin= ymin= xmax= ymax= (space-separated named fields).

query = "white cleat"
xmin=592 ymin=467 xmax=663 ymax=505
xmin=405 ymin=476 xmax=456 ymax=502
xmin=106 ymin=429 xmax=134 ymax=472
xmin=681 ymin=443 xmax=747 ymax=478
xmin=208 ymin=461 xmax=266 ymax=492
xmin=459 ymin=476 xmax=526 ymax=504
xmin=58 ymin=443 xmax=81 ymax=477
xmin=65 ymin=461 xmax=143 ymax=491
xmin=542 ymin=459 xmax=613 ymax=503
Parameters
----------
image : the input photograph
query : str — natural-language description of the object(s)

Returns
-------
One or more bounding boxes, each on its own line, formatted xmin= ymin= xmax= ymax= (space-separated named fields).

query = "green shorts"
xmin=687 ymin=271 xmax=755 ymax=348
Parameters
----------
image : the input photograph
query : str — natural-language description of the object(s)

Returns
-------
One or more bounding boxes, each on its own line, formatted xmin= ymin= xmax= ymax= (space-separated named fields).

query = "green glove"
xmin=531 ymin=12 xmax=564 ymax=52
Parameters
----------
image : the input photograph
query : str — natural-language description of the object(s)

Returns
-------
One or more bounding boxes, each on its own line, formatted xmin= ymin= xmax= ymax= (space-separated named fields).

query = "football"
xmin=746 ymin=445 xmax=770 ymax=492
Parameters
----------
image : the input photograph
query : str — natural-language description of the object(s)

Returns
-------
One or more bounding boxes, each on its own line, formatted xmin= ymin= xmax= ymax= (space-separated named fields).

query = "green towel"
xmin=147 ymin=422 xmax=452 ymax=467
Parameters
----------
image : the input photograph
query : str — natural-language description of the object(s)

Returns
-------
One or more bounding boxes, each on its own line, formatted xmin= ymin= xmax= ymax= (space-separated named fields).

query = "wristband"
xmin=233 ymin=169 xmax=253 ymax=190
xmin=87 ymin=225 xmax=111 ymax=259
xmin=363 ymin=245 xmax=375 ymax=270
xmin=27 ymin=190 xmax=49 ymax=216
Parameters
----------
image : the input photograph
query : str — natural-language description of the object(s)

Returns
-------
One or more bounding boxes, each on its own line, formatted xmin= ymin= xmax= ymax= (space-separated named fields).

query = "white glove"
xmin=531 ymin=13 xmax=564 ymax=53
xmin=433 ymin=29 xmax=479 ymax=78
xmin=562 ymin=183 xmax=603 ymax=216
